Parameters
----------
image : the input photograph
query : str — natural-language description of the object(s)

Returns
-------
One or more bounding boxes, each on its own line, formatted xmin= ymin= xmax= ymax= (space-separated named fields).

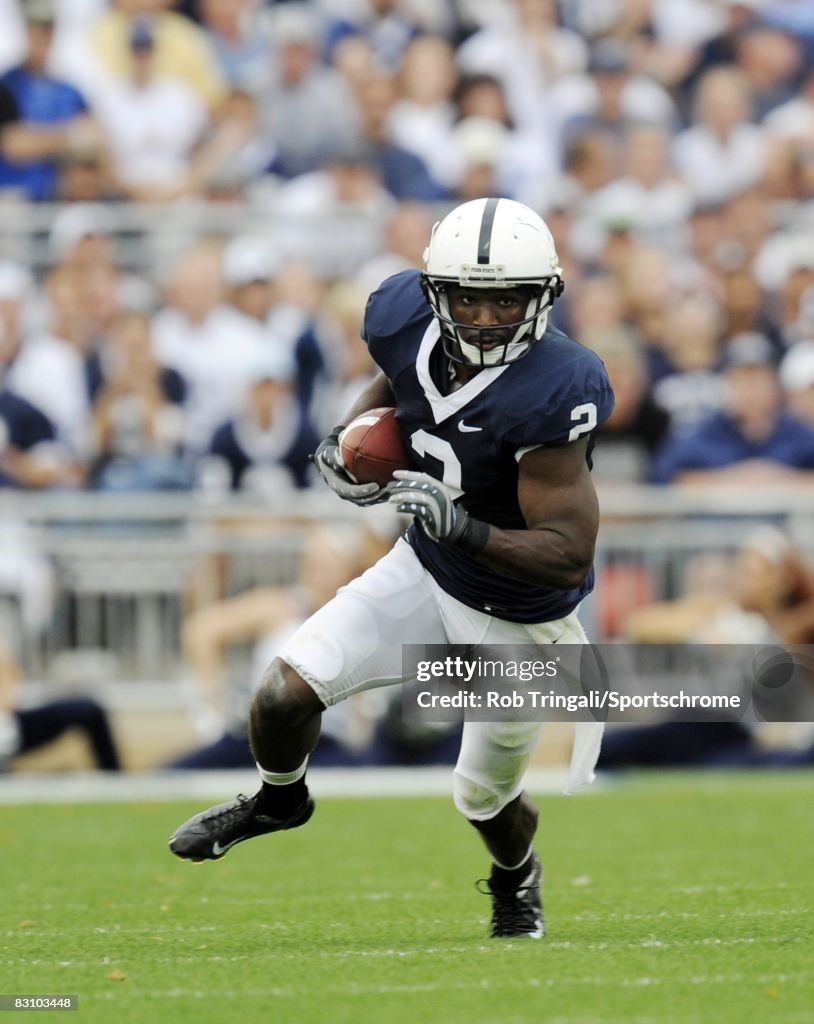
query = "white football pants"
xmin=279 ymin=539 xmax=591 ymax=820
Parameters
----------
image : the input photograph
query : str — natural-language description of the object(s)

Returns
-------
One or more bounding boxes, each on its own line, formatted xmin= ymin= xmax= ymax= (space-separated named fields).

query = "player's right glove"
xmin=388 ymin=470 xmax=490 ymax=554
xmin=312 ymin=427 xmax=391 ymax=506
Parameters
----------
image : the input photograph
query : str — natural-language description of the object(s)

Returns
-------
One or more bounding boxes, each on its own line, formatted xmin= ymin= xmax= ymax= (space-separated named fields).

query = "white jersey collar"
xmin=416 ymin=320 xmax=510 ymax=425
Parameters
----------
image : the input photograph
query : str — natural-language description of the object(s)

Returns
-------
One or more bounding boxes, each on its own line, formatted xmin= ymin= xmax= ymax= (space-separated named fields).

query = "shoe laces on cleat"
xmin=476 ymin=872 xmax=542 ymax=938
xmin=201 ymin=793 xmax=257 ymax=829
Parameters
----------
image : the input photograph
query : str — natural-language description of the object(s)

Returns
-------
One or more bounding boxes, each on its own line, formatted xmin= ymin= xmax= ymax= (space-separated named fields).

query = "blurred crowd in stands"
xmin=0 ymin=0 xmax=813 ymax=495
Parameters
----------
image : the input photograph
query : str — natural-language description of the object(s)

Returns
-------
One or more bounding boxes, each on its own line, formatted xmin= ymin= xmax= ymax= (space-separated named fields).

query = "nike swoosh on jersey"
xmin=458 ymin=421 xmax=482 ymax=432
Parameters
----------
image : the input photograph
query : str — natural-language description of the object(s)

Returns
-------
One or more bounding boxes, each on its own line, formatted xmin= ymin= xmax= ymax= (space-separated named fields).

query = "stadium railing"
xmin=0 ymin=486 xmax=811 ymax=682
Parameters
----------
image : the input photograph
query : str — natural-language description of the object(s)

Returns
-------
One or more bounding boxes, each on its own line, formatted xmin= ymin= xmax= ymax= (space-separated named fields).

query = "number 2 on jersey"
xmin=409 ymin=429 xmax=464 ymax=498
xmin=568 ymin=402 xmax=597 ymax=442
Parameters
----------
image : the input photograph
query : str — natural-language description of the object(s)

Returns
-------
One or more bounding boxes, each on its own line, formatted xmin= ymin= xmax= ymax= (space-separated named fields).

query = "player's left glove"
xmin=388 ymin=470 xmax=490 ymax=554
xmin=311 ymin=427 xmax=390 ymax=506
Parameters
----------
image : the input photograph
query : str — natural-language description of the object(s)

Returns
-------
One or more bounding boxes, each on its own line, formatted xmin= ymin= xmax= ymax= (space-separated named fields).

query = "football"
xmin=339 ymin=407 xmax=412 ymax=486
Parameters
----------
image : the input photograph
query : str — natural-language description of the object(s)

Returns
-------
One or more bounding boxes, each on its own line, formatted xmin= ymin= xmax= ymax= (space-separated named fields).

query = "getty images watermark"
xmin=401 ymin=644 xmax=814 ymax=724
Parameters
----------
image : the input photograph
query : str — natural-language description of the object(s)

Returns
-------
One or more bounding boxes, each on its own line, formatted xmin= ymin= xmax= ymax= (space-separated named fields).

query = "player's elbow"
xmin=550 ymin=537 xmax=595 ymax=590
xmin=553 ymin=560 xmax=592 ymax=591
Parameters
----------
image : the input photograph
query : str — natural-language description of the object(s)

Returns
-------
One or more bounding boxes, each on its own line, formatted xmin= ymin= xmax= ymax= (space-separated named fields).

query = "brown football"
xmin=339 ymin=407 xmax=412 ymax=486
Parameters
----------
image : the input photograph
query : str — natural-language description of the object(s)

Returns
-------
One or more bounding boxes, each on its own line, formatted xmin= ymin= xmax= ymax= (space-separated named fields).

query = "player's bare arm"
xmin=341 ymin=370 xmax=395 ymax=423
xmin=476 ymin=438 xmax=599 ymax=589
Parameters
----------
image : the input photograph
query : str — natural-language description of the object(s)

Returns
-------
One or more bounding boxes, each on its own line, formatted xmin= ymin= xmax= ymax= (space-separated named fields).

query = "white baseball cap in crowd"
xmin=452 ymin=117 xmax=508 ymax=168
xmin=223 ymin=237 xmax=279 ymax=287
xmin=48 ymin=203 xmax=116 ymax=261
xmin=0 ymin=261 xmax=33 ymax=301
xmin=248 ymin=348 xmax=295 ymax=384
xmin=779 ymin=341 xmax=814 ymax=392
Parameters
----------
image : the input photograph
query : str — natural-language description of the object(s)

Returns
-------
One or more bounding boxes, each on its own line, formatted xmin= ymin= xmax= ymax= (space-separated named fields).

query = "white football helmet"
xmin=421 ymin=197 xmax=564 ymax=367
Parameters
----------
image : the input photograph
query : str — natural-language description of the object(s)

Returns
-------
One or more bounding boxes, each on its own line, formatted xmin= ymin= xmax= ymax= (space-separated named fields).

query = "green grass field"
xmin=1 ymin=772 xmax=813 ymax=1024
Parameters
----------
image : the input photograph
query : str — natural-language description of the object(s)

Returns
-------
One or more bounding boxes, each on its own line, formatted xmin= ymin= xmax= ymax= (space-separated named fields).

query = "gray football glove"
xmin=388 ymin=470 xmax=489 ymax=553
xmin=312 ymin=427 xmax=390 ymax=506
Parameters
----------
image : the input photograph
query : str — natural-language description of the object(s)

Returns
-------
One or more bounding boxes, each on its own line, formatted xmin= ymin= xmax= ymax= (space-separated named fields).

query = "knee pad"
xmin=453 ymin=768 xmax=514 ymax=821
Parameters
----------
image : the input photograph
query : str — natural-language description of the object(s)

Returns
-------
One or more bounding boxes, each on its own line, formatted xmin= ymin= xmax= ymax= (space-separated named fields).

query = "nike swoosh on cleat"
xmin=458 ymin=421 xmax=482 ymax=433
xmin=211 ymin=840 xmax=234 ymax=856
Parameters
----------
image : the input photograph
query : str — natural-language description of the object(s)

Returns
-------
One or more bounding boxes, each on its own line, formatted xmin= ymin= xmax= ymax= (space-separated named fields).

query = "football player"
xmin=170 ymin=198 xmax=614 ymax=940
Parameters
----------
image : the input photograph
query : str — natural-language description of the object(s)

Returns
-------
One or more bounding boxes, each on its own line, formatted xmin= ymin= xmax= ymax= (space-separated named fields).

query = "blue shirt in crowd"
xmin=0 ymin=67 xmax=87 ymax=200
xmin=650 ymin=411 xmax=814 ymax=483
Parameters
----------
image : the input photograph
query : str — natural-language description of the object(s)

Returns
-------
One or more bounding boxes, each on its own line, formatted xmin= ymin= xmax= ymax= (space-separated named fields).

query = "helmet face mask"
xmin=421 ymin=198 xmax=564 ymax=368
xmin=423 ymin=279 xmax=562 ymax=367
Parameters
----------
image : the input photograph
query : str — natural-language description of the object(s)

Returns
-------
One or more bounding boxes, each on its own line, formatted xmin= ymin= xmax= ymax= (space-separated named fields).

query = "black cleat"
xmin=477 ymin=853 xmax=544 ymax=939
xmin=169 ymin=790 xmax=314 ymax=862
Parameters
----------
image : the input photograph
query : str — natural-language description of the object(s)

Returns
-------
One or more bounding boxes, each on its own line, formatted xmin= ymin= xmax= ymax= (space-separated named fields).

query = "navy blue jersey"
xmin=362 ymin=270 xmax=614 ymax=623
xmin=209 ymin=409 xmax=319 ymax=491
xmin=0 ymin=389 xmax=57 ymax=487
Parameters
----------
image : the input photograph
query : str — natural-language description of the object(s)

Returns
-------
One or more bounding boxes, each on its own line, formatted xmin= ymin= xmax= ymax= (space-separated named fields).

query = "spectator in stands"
xmin=55 ymin=138 xmax=117 ymax=202
xmin=765 ymin=64 xmax=814 ymax=142
xmin=563 ymin=126 xmax=619 ymax=207
xmin=298 ymin=280 xmax=377 ymax=434
xmin=566 ymin=272 xmax=627 ymax=344
xmin=450 ymin=69 xmax=559 ymax=205
xmin=649 ymin=296 xmax=726 ymax=428
xmin=220 ymin=235 xmax=279 ymax=345
xmin=678 ymin=0 xmax=762 ymax=99
xmin=188 ymin=87 xmax=276 ymax=199
xmin=89 ymin=310 xmax=188 ymax=491
xmin=198 ymin=0 xmax=271 ymax=90
xmin=151 ymin=240 xmax=264 ymax=456
xmin=449 ymin=116 xmax=507 ymax=202
xmin=0 ymin=264 xmax=77 ymax=488
xmin=259 ymin=4 xmax=360 ymax=179
xmin=201 ymin=348 xmax=318 ymax=494
xmin=556 ymin=40 xmax=676 ymax=145
xmin=0 ymin=634 xmax=121 ymax=772
xmin=593 ymin=331 xmax=671 ymax=484
xmin=589 ymin=122 xmax=693 ymax=251
xmin=167 ymin=524 xmax=392 ymax=769
xmin=720 ymin=188 xmax=774 ymax=271
xmin=0 ymin=260 xmax=32 ymax=355
xmin=626 ymin=526 xmax=814 ymax=645
xmin=47 ymin=201 xmax=117 ymax=270
xmin=0 ymin=385 xmax=70 ymax=489
xmin=89 ymin=0 xmax=227 ymax=113
xmin=0 ymin=0 xmax=102 ymax=201
xmin=453 ymin=73 xmax=512 ymax=127
xmin=650 ymin=333 xmax=814 ymax=485
xmin=687 ymin=199 xmax=727 ymax=276
xmin=388 ymin=35 xmax=458 ymax=191
xmin=719 ymin=266 xmax=782 ymax=354
xmin=91 ymin=17 xmax=211 ymax=201
xmin=355 ymin=200 xmax=433 ymax=294
xmin=352 ymin=72 xmax=446 ymax=201
xmin=780 ymin=342 xmax=814 ymax=427
xmin=536 ymin=128 xmax=619 ymax=261
xmin=325 ymin=0 xmax=421 ymax=73
xmin=733 ymin=25 xmax=804 ymax=121
xmin=775 ymin=246 xmax=814 ymax=349
xmin=5 ymin=267 xmax=92 ymax=463
xmin=456 ymin=0 xmax=588 ymax=136
xmin=273 ymin=142 xmax=394 ymax=264
xmin=285 ymin=279 xmax=361 ymax=430
xmin=672 ymin=66 xmax=768 ymax=204
xmin=599 ymin=527 xmax=814 ymax=769
xmin=613 ymin=245 xmax=674 ymax=342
